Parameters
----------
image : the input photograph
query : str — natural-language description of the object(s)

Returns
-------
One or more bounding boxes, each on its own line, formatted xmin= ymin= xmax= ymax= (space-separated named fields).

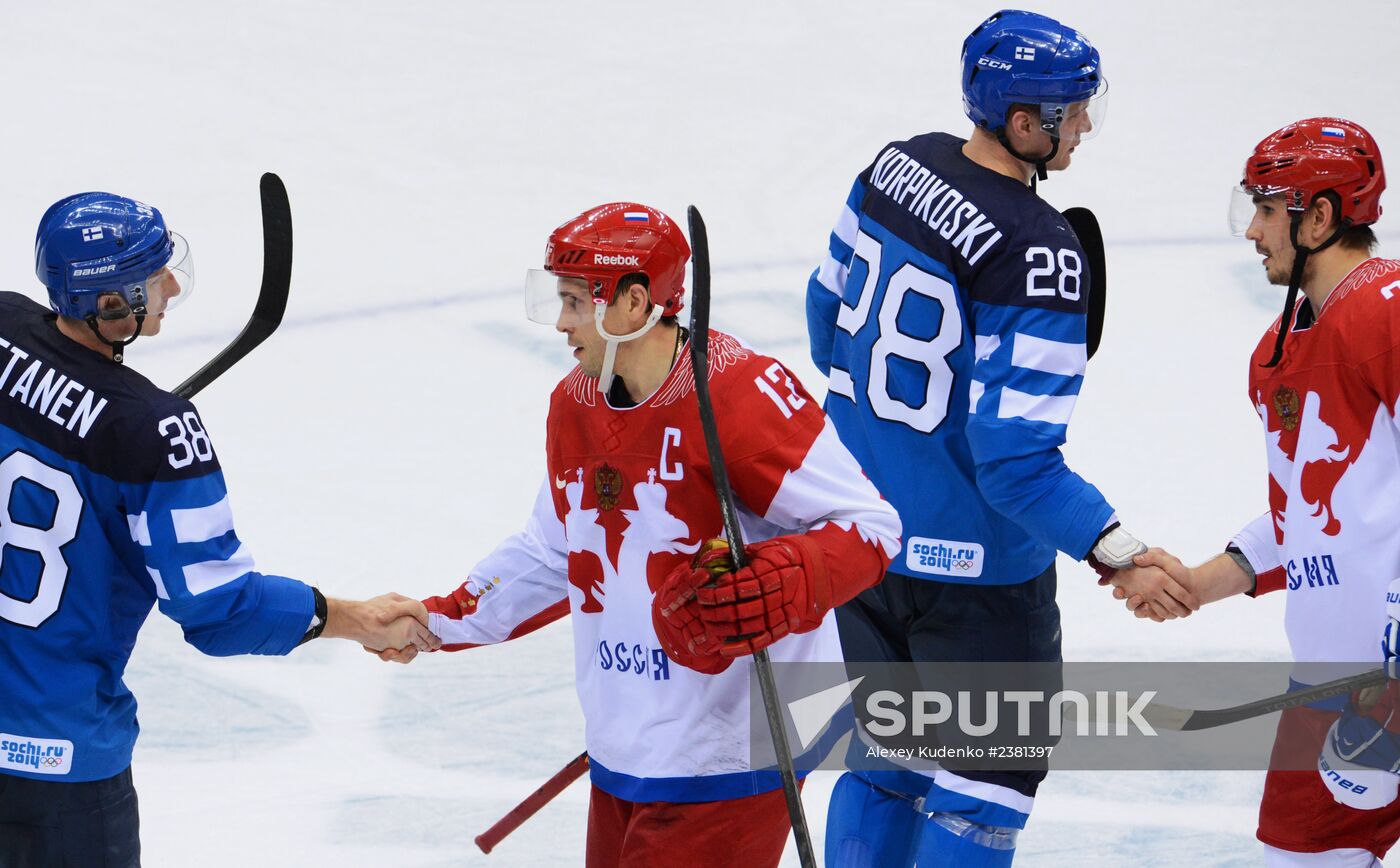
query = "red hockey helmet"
xmin=535 ymin=202 xmax=689 ymax=317
xmin=1234 ymin=117 xmax=1385 ymax=229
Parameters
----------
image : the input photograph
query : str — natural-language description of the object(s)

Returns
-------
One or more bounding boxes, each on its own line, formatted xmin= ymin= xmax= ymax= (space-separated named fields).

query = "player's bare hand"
xmin=1108 ymin=549 xmax=1199 ymax=619
xmin=324 ymin=595 xmax=441 ymax=652
xmin=367 ymin=593 xmax=431 ymax=628
xmin=364 ymin=644 xmax=420 ymax=664
xmin=378 ymin=612 xmax=438 ymax=653
xmin=362 ymin=593 xmax=439 ymax=652
xmin=1103 ymin=585 xmax=1159 ymax=621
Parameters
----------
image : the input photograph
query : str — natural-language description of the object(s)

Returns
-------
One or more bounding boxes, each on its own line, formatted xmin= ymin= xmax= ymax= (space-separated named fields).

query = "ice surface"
xmin=4 ymin=0 xmax=1399 ymax=864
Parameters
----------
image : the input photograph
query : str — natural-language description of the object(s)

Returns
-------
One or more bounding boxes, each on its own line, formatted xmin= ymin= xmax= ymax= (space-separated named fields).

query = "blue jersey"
xmin=807 ymin=132 xmax=1114 ymax=585
xmin=0 ymin=292 xmax=314 ymax=782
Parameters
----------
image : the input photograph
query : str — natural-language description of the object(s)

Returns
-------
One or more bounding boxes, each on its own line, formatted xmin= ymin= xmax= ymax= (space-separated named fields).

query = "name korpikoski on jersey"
xmin=867 ymin=145 xmax=1004 ymax=266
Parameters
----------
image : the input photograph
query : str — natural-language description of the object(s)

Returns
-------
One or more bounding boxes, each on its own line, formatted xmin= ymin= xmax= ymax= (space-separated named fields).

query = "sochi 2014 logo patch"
xmin=1273 ymin=385 xmax=1300 ymax=431
xmin=905 ymin=537 xmax=985 ymax=578
xmin=0 ymin=733 xmax=73 ymax=776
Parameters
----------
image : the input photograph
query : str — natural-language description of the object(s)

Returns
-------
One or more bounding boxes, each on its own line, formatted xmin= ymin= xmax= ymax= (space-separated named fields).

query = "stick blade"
xmin=1061 ymin=206 xmax=1105 ymax=360
xmin=254 ymin=172 xmax=293 ymax=332
xmin=173 ymin=173 xmax=294 ymax=399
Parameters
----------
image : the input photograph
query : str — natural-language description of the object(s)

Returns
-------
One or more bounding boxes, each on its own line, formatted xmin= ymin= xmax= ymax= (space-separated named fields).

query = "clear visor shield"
xmin=130 ymin=231 xmax=194 ymax=314
xmin=1228 ymin=186 xmax=1291 ymax=236
xmin=524 ymin=269 xmax=598 ymax=327
xmin=1044 ymin=78 xmax=1108 ymax=145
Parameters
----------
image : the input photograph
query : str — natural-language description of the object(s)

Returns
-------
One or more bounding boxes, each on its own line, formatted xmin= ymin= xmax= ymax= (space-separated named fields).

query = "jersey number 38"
xmin=0 ymin=452 xmax=82 ymax=629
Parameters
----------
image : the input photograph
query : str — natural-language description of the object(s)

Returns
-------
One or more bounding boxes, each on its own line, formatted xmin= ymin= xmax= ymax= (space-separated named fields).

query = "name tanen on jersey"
xmin=0 ymin=336 xmax=108 ymax=438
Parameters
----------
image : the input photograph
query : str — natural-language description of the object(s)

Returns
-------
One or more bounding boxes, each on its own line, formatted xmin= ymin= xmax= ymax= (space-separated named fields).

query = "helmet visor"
xmin=1045 ymin=78 xmax=1108 ymax=145
xmin=1228 ymin=186 xmax=1292 ymax=236
xmin=119 ymin=231 xmax=194 ymax=317
xmin=524 ymin=269 xmax=599 ymax=327
xmin=150 ymin=231 xmax=194 ymax=313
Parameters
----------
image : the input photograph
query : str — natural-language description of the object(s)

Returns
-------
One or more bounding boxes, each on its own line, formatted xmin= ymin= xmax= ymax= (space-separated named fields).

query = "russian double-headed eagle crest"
xmin=593 ymin=463 xmax=623 ymax=511
xmin=1272 ymin=385 xmax=1300 ymax=431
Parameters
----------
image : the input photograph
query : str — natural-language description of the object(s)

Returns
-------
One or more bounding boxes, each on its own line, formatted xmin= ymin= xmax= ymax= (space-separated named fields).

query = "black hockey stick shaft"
xmin=1175 ymin=667 xmax=1387 ymax=731
xmin=686 ymin=206 xmax=816 ymax=868
xmin=1061 ymin=207 xmax=1105 ymax=360
xmin=174 ymin=173 xmax=293 ymax=399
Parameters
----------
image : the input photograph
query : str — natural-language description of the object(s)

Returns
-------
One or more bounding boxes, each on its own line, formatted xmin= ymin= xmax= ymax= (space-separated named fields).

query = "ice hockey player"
xmin=1122 ymin=118 xmax=1400 ymax=867
xmin=380 ymin=202 xmax=901 ymax=866
xmin=0 ymin=192 xmax=440 ymax=867
xmin=804 ymin=9 xmax=1196 ymax=867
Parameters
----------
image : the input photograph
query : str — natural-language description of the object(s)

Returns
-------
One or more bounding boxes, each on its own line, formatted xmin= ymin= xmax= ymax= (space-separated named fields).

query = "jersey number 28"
xmin=830 ymin=230 xmax=962 ymax=433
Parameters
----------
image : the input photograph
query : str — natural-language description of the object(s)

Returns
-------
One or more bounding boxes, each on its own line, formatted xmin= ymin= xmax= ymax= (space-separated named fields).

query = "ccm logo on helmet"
xmin=977 ymin=57 xmax=1013 ymax=71
xmin=72 ymin=264 xmax=117 ymax=277
xmin=594 ymin=253 xmax=641 ymax=267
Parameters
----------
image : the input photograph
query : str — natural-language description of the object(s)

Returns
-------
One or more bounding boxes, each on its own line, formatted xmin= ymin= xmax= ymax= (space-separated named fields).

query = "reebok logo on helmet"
xmin=594 ymin=253 xmax=641 ymax=267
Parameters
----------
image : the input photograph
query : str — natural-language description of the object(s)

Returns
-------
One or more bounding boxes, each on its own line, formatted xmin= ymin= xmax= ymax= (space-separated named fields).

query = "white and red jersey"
xmin=1232 ymin=258 xmax=1400 ymax=669
xmin=424 ymin=330 xmax=901 ymax=802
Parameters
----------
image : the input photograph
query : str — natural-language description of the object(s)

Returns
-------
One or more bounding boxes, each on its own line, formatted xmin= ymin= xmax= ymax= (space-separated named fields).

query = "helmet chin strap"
xmin=996 ymin=129 xmax=1058 ymax=187
xmin=1261 ymin=213 xmax=1345 ymax=368
xmin=85 ymin=305 xmax=147 ymax=364
xmin=593 ymin=300 xmax=663 ymax=395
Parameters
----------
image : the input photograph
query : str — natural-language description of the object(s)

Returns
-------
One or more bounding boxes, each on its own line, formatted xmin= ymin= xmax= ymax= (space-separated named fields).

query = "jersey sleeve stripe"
xmin=183 ymin=544 xmax=256 ymax=595
xmin=170 ymin=496 xmax=235 ymax=543
xmin=127 ymin=512 xmax=150 ymax=546
xmin=1010 ymin=333 xmax=1086 ymax=378
xmin=815 ymin=253 xmax=850 ymax=297
xmin=997 ymin=387 xmax=1076 ymax=427
xmin=146 ymin=566 xmax=169 ymax=600
xmin=833 ymin=202 xmax=859 ymax=249
xmin=828 ymin=366 xmax=855 ymax=400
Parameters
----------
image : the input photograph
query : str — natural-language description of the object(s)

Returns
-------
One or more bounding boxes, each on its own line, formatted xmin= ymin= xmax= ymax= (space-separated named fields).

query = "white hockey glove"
xmin=1320 ymin=711 xmax=1400 ymax=810
xmin=1087 ymin=523 xmax=1148 ymax=582
xmin=1317 ymin=578 xmax=1400 ymax=810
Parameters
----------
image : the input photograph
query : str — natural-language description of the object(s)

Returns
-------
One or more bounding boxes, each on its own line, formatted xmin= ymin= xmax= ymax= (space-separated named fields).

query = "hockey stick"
xmin=475 ymin=752 xmax=590 ymax=854
xmin=686 ymin=205 xmax=817 ymax=868
xmin=1066 ymin=667 xmax=1388 ymax=733
xmin=1062 ymin=207 xmax=1105 ymax=360
xmin=173 ymin=173 xmax=293 ymax=399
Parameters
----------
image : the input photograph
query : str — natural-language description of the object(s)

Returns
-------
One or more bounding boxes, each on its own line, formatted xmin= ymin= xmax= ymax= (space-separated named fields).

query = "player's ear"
xmin=628 ymin=282 xmax=651 ymax=321
xmin=1305 ymin=195 xmax=1340 ymax=245
xmin=1005 ymin=105 xmax=1036 ymax=145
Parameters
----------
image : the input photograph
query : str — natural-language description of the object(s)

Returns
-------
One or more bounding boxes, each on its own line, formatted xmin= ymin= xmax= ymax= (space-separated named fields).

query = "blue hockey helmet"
xmin=35 ymin=192 xmax=193 ymax=322
xmin=961 ymin=10 xmax=1106 ymax=140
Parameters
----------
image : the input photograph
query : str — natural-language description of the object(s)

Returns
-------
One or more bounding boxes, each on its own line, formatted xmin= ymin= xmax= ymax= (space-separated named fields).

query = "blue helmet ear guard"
xmin=961 ymin=9 xmax=1103 ymax=179
xmin=35 ymin=192 xmax=175 ymax=362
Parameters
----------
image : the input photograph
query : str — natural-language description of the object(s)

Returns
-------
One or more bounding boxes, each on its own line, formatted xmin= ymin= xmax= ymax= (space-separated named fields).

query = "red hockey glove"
xmin=653 ymin=535 xmax=830 ymax=670
xmin=652 ymin=541 xmax=728 ymax=674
